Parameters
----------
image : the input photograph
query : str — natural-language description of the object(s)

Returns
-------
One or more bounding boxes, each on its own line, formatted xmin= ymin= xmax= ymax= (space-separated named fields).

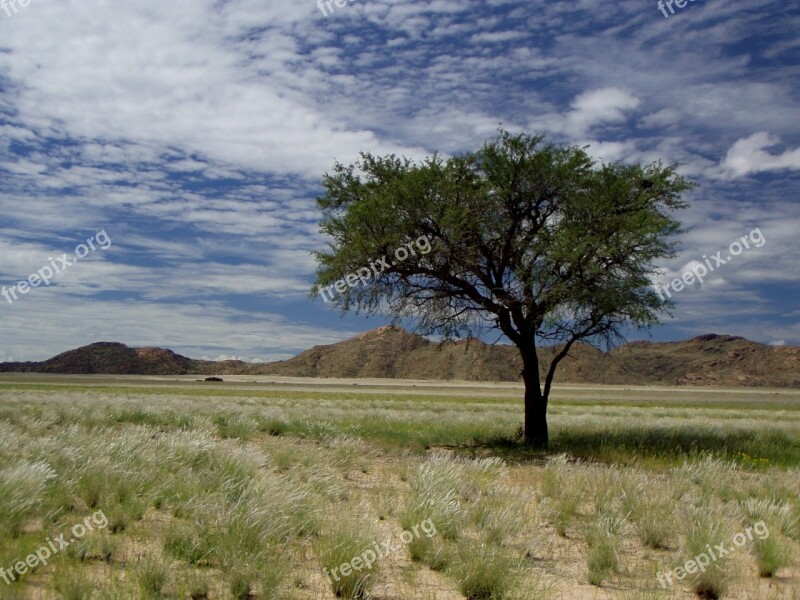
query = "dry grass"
xmin=0 ymin=378 xmax=797 ymax=599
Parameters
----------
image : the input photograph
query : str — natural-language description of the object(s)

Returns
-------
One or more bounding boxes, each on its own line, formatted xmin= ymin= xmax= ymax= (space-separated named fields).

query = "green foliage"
xmin=312 ymin=130 xmax=694 ymax=446
xmin=313 ymin=131 xmax=692 ymax=342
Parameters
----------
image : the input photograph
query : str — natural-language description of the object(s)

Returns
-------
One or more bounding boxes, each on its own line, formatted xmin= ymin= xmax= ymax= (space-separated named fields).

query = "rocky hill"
xmin=0 ymin=342 xmax=193 ymax=375
xmin=1 ymin=326 xmax=798 ymax=387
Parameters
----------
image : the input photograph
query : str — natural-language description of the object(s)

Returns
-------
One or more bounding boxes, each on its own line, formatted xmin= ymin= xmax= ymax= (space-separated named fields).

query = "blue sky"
xmin=1 ymin=0 xmax=798 ymax=362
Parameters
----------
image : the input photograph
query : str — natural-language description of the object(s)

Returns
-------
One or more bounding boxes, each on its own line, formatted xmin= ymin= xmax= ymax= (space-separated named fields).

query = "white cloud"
xmin=577 ymin=139 xmax=637 ymax=163
xmin=1 ymin=0 xmax=799 ymax=358
xmin=566 ymin=88 xmax=641 ymax=137
xmin=531 ymin=87 xmax=640 ymax=138
xmin=719 ymin=132 xmax=800 ymax=178
xmin=639 ymin=108 xmax=680 ymax=129
xmin=0 ymin=292 xmax=358 ymax=363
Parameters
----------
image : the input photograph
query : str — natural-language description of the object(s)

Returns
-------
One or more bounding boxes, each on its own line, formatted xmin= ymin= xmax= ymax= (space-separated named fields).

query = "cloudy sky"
xmin=1 ymin=0 xmax=798 ymax=362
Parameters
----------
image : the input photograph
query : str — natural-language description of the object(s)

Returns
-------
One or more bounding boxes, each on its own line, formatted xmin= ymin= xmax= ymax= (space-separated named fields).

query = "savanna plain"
xmin=0 ymin=375 xmax=798 ymax=600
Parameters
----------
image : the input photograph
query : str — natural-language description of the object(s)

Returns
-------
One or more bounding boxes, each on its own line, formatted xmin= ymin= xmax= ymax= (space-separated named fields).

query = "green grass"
xmin=136 ymin=556 xmax=171 ymax=598
xmin=229 ymin=569 xmax=256 ymax=600
xmin=753 ymin=534 xmax=791 ymax=577
xmin=549 ymin=426 xmax=800 ymax=467
xmin=448 ymin=542 xmax=522 ymax=600
xmin=315 ymin=516 xmax=379 ymax=599
xmin=163 ymin=521 xmax=208 ymax=565
xmin=681 ymin=507 xmax=733 ymax=599
xmin=0 ymin=378 xmax=797 ymax=598
xmin=52 ymin=564 xmax=92 ymax=600
xmin=585 ymin=518 xmax=620 ymax=586
xmin=5 ymin=381 xmax=799 ymax=465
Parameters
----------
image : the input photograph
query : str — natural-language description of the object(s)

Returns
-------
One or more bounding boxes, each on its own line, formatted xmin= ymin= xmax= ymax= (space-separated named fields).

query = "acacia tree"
xmin=312 ymin=131 xmax=693 ymax=448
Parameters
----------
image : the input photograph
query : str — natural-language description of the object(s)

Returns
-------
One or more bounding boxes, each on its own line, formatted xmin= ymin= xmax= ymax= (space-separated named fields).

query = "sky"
xmin=0 ymin=0 xmax=798 ymax=362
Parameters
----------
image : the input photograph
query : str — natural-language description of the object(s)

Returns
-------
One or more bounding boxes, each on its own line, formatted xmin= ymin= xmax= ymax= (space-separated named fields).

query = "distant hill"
xmin=1 ymin=326 xmax=798 ymax=387
xmin=0 ymin=342 xmax=193 ymax=375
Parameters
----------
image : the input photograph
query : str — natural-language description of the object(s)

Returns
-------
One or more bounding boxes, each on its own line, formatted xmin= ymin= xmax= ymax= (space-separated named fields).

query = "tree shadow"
xmin=471 ymin=425 xmax=798 ymax=467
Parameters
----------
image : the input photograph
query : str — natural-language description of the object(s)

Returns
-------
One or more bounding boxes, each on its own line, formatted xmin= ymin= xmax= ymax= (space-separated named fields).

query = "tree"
xmin=312 ymin=131 xmax=693 ymax=448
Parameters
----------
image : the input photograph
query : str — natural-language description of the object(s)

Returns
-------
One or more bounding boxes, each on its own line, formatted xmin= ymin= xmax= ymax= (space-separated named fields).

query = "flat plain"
xmin=0 ymin=375 xmax=798 ymax=599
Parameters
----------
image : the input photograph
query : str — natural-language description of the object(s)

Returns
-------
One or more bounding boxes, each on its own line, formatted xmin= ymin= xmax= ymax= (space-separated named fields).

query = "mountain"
xmin=0 ymin=342 xmax=193 ymax=375
xmin=1 ymin=327 xmax=798 ymax=387
xmin=610 ymin=334 xmax=800 ymax=387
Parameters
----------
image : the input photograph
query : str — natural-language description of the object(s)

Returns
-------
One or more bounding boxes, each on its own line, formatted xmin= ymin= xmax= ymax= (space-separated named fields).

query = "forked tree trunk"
xmin=520 ymin=345 xmax=548 ymax=449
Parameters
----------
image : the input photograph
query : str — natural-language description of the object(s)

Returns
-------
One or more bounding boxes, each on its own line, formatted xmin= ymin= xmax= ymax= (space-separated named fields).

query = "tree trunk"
xmin=520 ymin=346 xmax=548 ymax=449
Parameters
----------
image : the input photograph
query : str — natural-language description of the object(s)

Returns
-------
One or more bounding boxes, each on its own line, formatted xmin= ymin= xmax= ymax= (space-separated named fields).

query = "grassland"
xmin=0 ymin=375 xmax=798 ymax=599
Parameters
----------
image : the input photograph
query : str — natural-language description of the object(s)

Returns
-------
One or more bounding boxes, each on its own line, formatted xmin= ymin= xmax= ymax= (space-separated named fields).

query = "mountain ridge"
xmin=1 ymin=326 xmax=798 ymax=387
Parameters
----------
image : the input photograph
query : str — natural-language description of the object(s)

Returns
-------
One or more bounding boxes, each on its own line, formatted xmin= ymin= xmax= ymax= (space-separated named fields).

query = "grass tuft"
xmin=585 ymin=518 xmax=620 ymax=586
xmin=315 ymin=516 xmax=378 ymax=600
xmin=753 ymin=534 xmax=791 ymax=578
xmin=449 ymin=542 xmax=521 ymax=600
xmin=136 ymin=556 xmax=171 ymax=598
